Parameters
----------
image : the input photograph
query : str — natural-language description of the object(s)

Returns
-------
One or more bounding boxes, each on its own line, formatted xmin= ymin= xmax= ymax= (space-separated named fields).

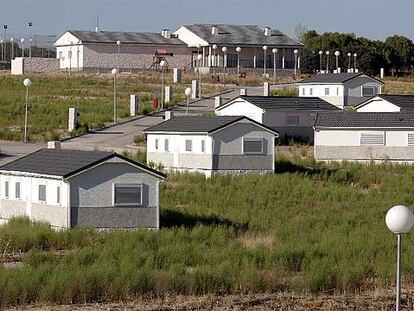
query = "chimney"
xmin=264 ymin=27 xmax=271 ymax=36
xmin=165 ymin=110 xmax=174 ymax=120
xmin=161 ymin=29 xmax=171 ymax=39
xmin=47 ymin=141 xmax=61 ymax=150
xmin=211 ymin=25 xmax=218 ymax=35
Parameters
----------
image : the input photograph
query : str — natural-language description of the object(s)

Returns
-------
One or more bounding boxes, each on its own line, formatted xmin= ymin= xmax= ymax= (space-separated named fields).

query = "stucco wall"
xmin=31 ymin=203 xmax=68 ymax=228
xmin=0 ymin=199 xmax=26 ymax=220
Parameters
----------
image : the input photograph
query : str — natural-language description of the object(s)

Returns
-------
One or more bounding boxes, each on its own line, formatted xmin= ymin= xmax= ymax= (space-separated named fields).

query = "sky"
xmin=1 ymin=0 xmax=413 ymax=41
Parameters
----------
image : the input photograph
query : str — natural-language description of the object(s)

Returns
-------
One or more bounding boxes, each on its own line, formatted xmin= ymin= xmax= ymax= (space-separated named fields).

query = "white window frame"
xmin=408 ymin=133 xmax=414 ymax=146
xmin=286 ymin=115 xmax=300 ymax=126
xmin=325 ymin=87 xmax=330 ymax=96
xmin=38 ymin=184 xmax=47 ymax=203
xmin=360 ymin=132 xmax=385 ymax=146
xmin=185 ymin=139 xmax=192 ymax=152
xmin=164 ymin=139 xmax=169 ymax=152
xmin=242 ymin=138 xmax=264 ymax=155
xmin=15 ymin=182 xmax=21 ymax=200
xmin=362 ymin=86 xmax=376 ymax=97
xmin=113 ymin=183 xmax=143 ymax=206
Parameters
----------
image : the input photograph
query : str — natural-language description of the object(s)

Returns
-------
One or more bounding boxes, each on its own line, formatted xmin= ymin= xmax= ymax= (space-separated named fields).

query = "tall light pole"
xmin=116 ymin=40 xmax=121 ymax=70
xmin=236 ymin=46 xmax=241 ymax=86
xmin=293 ymin=49 xmax=299 ymax=78
xmin=0 ymin=39 xmax=3 ymax=62
xmin=184 ymin=87 xmax=192 ymax=115
xmin=353 ymin=53 xmax=357 ymax=71
xmin=319 ymin=50 xmax=323 ymax=72
xmin=29 ymin=38 xmax=33 ymax=58
xmin=20 ymin=38 xmax=25 ymax=57
xmin=10 ymin=37 xmax=14 ymax=60
xmin=386 ymin=205 xmax=414 ymax=311
xmin=222 ymin=46 xmax=227 ymax=87
xmin=272 ymin=48 xmax=278 ymax=84
xmin=111 ymin=68 xmax=118 ymax=123
xmin=212 ymin=44 xmax=217 ymax=78
xmin=160 ymin=60 xmax=166 ymax=110
xmin=197 ymin=54 xmax=202 ymax=98
xmin=262 ymin=45 xmax=268 ymax=77
xmin=23 ymin=78 xmax=32 ymax=143
xmin=326 ymin=51 xmax=330 ymax=72
xmin=334 ymin=51 xmax=340 ymax=70
xmin=347 ymin=52 xmax=351 ymax=71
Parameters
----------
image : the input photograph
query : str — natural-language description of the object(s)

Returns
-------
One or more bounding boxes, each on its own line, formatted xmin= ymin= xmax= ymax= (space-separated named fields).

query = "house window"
xmin=164 ymin=139 xmax=169 ymax=152
xmin=38 ymin=185 xmax=46 ymax=202
xmin=201 ymin=140 xmax=205 ymax=153
xmin=302 ymin=88 xmax=305 ymax=96
xmin=4 ymin=181 xmax=9 ymax=198
xmin=362 ymin=86 xmax=376 ymax=97
xmin=114 ymin=184 xmax=143 ymax=206
xmin=309 ymin=88 xmax=313 ymax=96
xmin=360 ymin=132 xmax=385 ymax=145
xmin=155 ymin=139 xmax=159 ymax=150
xmin=325 ymin=88 xmax=330 ymax=96
xmin=15 ymin=182 xmax=21 ymax=199
xmin=185 ymin=139 xmax=192 ymax=152
xmin=59 ymin=51 xmax=63 ymax=60
xmin=286 ymin=115 xmax=300 ymax=126
xmin=243 ymin=138 xmax=264 ymax=155
xmin=336 ymin=87 xmax=339 ymax=95
xmin=408 ymin=134 xmax=414 ymax=146
xmin=57 ymin=186 xmax=61 ymax=204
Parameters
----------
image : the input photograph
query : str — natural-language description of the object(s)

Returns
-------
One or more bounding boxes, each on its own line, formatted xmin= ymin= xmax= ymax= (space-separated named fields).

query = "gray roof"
xmin=218 ymin=96 xmax=340 ymax=111
xmin=144 ymin=116 xmax=278 ymax=134
xmin=299 ymin=73 xmax=383 ymax=84
xmin=67 ymin=30 xmax=185 ymax=45
xmin=314 ymin=112 xmax=414 ymax=128
xmin=0 ymin=149 xmax=165 ymax=179
xmin=357 ymin=95 xmax=414 ymax=110
xmin=181 ymin=24 xmax=302 ymax=46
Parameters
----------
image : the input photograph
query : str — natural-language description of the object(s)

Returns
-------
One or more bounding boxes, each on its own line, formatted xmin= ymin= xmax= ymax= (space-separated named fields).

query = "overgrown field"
xmin=0 ymin=74 xmax=222 ymax=142
xmin=1 ymin=152 xmax=414 ymax=307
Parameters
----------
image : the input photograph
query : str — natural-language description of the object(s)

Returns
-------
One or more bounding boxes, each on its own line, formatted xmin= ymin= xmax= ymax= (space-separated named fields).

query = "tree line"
xmin=299 ymin=30 xmax=414 ymax=76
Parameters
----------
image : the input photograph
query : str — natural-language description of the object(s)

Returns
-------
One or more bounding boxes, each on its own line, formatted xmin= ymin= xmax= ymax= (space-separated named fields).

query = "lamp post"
xmin=159 ymin=60 xmax=166 ymax=110
xmin=0 ymin=39 xmax=3 ymax=62
xmin=20 ymin=38 xmax=25 ymax=57
xmin=236 ymin=46 xmax=241 ymax=85
xmin=111 ymin=68 xmax=118 ymax=123
xmin=222 ymin=46 xmax=227 ymax=87
xmin=272 ymin=48 xmax=278 ymax=84
xmin=197 ymin=54 xmax=202 ymax=98
xmin=353 ymin=53 xmax=357 ymax=71
xmin=212 ymin=44 xmax=217 ymax=78
xmin=334 ymin=51 xmax=340 ymax=70
xmin=29 ymin=38 xmax=33 ymax=58
xmin=116 ymin=40 xmax=121 ymax=70
xmin=347 ymin=52 xmax=351 ymax=71
xmin=319 ymin=50 xmax=323 ymax=72
xmin=386 ymin=205 xmax=414 ymax=311
xmin=184 ymin=87 xmax=192 ymax=115
xmin=293 ymin=49 xmax=299 ymax=78
xmin=23 ymin=78 xmax=32 ymax=143
xmin=10 ymin=37 xmax=14 ymax=60
xmin=262 ymin=45 xmax=268 ymax=77
xmin=326 ymin=51 xmax=330 ymax=72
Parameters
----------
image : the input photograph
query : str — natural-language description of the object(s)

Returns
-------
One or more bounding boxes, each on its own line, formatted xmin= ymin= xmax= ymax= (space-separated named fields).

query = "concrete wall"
xmin=68 ymin=159 xmax=160 ymax=229
xmin=344 ymin=76 xmax=382 ymax=107
xmin=356 ymin=98 xmax=401 ymax=112
xmin=11 ymin=57 xmax=59 ymax=75
xmin=299 ymin=84 xmax=344 ymax=108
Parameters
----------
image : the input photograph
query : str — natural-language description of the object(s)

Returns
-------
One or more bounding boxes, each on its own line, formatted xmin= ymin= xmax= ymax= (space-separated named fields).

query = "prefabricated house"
xmin=298 ymin=73 xmax=384 ymax=109
xmin=144 ymin=115 xmax=278 ymax=176
xmin=355 ymin=95 xmax=414 ymax=112
xmin=0 ymin=148 xmax=165 ymax=229
xmin=215 ymin=96 xmax=340 ymax=142
xmin=314 ymin=112 xmax=414 ymax=163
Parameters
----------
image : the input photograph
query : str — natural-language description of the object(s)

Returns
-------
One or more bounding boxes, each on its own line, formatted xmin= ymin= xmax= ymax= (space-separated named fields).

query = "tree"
xmin=384 ymin=35 xmax=414 ymax=71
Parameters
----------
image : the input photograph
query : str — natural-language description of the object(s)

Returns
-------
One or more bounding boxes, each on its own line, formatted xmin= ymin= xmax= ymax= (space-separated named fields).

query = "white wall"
xmin=216 ymin=99 xmax=264 ymax=123
xmin=147 ymin=134 xmax=212 ymax=154
xmin=356 ymin=98 xmax=400 ymax=112
xmin=174 ymin=26 xmax=209 ymax=47
xmin=56 ymin=44 xmax=83 ymax=71
xmin=299 ymin=84 xmax=344 ymax=109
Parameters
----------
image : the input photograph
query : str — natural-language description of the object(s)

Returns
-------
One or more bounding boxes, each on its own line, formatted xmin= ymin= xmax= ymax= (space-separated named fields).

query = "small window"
xmin=360 ymin=132 xmax=385 ymax=145
xmin=201 ymin=140 xmax=205 ymax=153
xmin=408 ymin=134 xmax=414 ymax=146
xmin=68 ymin=50 xmax=72 ymax=59
xmin=185 ymin=139 xmax=192 ymax=152
xmin=286 ymin=115 xmax=300 ymax=126
xmin=325 ymin=88 xmax=330 ymax=96
xmin=302 ymin=88 xmax=305 ymax=96
xmin=243 ymin=139 xmax=263 ymax=155
xmin=59 ymin=51 xmax=63 ymax=59
xmin=4 ymin=181 xmax=9 ymax=198
xmin=114 ymin=184 xmax=142 ymax=206
xmin=155 ymin=139 xmax=159 ymax=150
xmin=164 ymin=139 xmax=169 ymax=152
xmin=309 ymin=88 xmax=313 ymax=96
xmin=57 ymin=186 xmax=61 ymax=204
xmin=362 ymin=86 xmax=376 ymax=97
xmin=38 ymin=185 xmax=46 ymax=202
xmin=336 ymin=87 xmax=339 ymax=95
xmin=15 ymin=182 xmax=21 ymax=199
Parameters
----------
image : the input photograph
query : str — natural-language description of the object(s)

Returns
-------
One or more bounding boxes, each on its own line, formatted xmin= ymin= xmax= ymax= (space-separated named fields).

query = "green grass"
xmin=2 ymin=154 xmax=414 ymax=306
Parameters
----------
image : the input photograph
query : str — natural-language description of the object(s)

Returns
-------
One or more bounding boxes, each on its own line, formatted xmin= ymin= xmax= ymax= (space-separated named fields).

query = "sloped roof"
xmin=181 ymin=24 xmax=302 ymax=46
xmin=217 ymin=96 xmax=340 ymax=111
xmin=299 ymin=73 xmax=383 ymax=85
xmin=314 ymin=112 xmax=414 ymax=128
xmin=144 ymin=116 xmax=278 ymax=135
xmin=67 ymin=30 xmax=185 ymax=45
xmin=0 ymin=149 xmax=166 ymax=179
xmin=356 ymin=95 xmax=414 ymax=110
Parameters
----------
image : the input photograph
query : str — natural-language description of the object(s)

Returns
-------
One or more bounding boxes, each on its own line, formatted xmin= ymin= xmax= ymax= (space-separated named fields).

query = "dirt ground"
xmin=5 ymin=289 xmax=414 ymax=311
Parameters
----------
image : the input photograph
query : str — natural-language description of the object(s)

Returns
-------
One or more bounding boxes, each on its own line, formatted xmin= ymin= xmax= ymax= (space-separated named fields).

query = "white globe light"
xmin=319 ymin=50 xmax=323 ymax=55
xmin=20 ymin=38 xmax=25 ymax=43
xmin=160 ymin=60 xmax=166 ymax=67
xmin=272 ymin=48 xmax=278 ymax=54
xmin=212 ymin=44 xmax=217 ymax=50
xmin=335 ymin=51 xmax=340 ymax=56
xmin=354 ymin=53 xmax=357 ymax=57
xmin=263 ymin=45 xmax=268 ymax=51
xmin=10 ymin=38 xmax=14 ymax=42
xmin=294 ymin=49 xmax=298 ymax=54
xmin=197 ymin=54 xmax=202 ymax=61
xmin=347 ymin=52 xmax=351 ymax=56
xmin=111 ymin=68 xmax=118 ymax=75
xmin=0 ymin=39 xmax=3 ymax=43
xmin=184 ymin=87 xmax=192 ymax=97
xmin=116 ymin=40 xmax=121 ymax=45
xmin=386 ymin=205 xmax=414 ymax=234
xmin=236 ymin=46 xmax=241 ymax=53
xmin=197 ymin=44 xmax=201 ymax=49
xmin=326 ymin=51 xmax=330 ymax=55
xmin=221 ymin=46 xmax=227 ymax=53
xmin=29 ymin=38 xmax=33 ymax=43
xmin=23 ymin=78 xmax=32 ymax=87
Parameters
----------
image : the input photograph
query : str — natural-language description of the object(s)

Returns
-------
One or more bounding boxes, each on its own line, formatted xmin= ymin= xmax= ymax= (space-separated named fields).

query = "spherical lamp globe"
xmin=23 ymin=78 xmax=32 ymax=87
xmin=335 ymin=51 xmax=340 ymax=56
xmin=386 ymin=205 xmax=414 ymax=234
xmin=263 ymin=45 xmax=268 ymax=51
xmin=197 ymin=54 xmax=203 ymax=61
xmin=326 ymin=51 xmax=330 ymax=55
xmin=159 ymin=60 xmax=166 ymax=67
xmin=319 ymin=50 xmax=323 ymax=55
xmin=184 ymin=87 xmax=192 ymax=97
xmin=236 ymin=46 xmax=241 ymax=53
xmin=111 ymin=68 xmax=118 ymax=75
xmin=272 ymin=48 xmax=278 ymax=54
xmin=212 ymin=44 xmax=217 ymax=50
xmin=294 ymin=49 xmax=298 ymax=54
xmin=347 ymin=52 xmax=351 ymax=57
xmin=221 ymin=46 xmax=227 ymax=53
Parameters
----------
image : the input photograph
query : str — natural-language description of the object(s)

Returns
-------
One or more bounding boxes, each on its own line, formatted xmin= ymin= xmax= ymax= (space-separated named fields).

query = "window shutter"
xmin=408 ymin=134 xmax=414 ymax=146
xmin=243 ymin=139 xmax=264 ymax=154
xmin=360 ymin=132 xmax=385 ymax=145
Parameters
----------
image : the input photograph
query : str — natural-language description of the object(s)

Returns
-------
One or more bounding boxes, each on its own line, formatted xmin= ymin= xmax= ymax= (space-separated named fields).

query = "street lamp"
xmin=353 ymin=53 xmax=357 ymax=71
xmin=197 ymin=54 xmax=203 ymax=98
xmin=319 ymin=50 xmax=323 ymax=72
xmin=160 ymin=60 xmax=166 ymax=110
xmin=222 ymin=46 xmax=227 ymax=87
xmin=347 ymin=52 xmax=352 ymax=70
xmin=23 ymin=78 xmax=32 ymax=143
xmin=184 ymin=87 xmax=192 ymax=115
xmin=20 ymin=38 xmax=25 ymax=57
xmin=111 ymin=68 xmax=118 ymax=123
xmin=10 ymin=37 xmax=14 ymax=60
xmin=334 ymin=51 xmax=340 ymax=70
xmin=386 ymin=205 xmax=414 ymax=311
xmin=116 ymin=40 xmax=121 ymax=70
xmin=293 ymin=49 xmax=299 ymax=78
xmin=272 ymin=48 xmax=278 ymax=84
xmin=236 ymin=46 xmax=241 ymax=85
xmin=326 ymin=51 xmax=330 ymax=72
xmin=262 ymin=45 xmax=268 ymax=77
xmin=0 ymin=39 xmax=3 ymax=62
xmin=29 ymin=38 xmax=33 ymax=58
xmin=212 ymin=44 xmax=218 ymax=78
